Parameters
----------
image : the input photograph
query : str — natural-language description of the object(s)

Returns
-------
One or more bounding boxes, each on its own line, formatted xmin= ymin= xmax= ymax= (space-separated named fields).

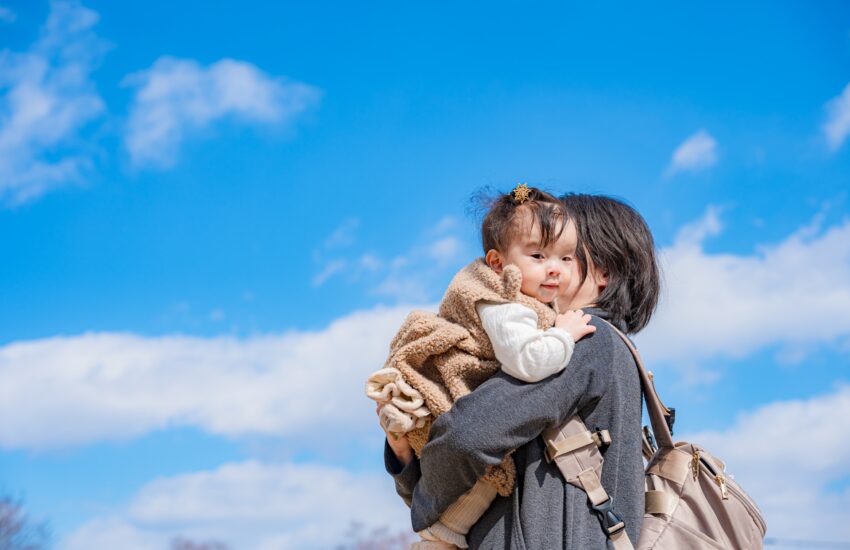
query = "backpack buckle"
xmin=592 ymin=428 xmax=612 ymax=449
xmin=666 ymin=407 xmax=676 ymax=435
xmin=591 ymin=498 xmax=626 ymax=537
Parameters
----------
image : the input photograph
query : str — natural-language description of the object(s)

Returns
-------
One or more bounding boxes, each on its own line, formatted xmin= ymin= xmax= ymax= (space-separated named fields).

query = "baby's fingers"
xmin=573 ymin=323 xmax=596 ymax=341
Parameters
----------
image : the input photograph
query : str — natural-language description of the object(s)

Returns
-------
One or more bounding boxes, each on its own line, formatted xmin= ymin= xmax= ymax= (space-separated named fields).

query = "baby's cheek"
xmin=520 ymin=286 xmax=535 ymax=300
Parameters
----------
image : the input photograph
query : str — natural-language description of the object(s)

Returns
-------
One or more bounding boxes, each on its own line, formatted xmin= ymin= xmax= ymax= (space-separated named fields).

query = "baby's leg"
xmin=410 ymin=536 xmax=458 ymax=550
xmin=413 ymin=478 xmax=499 ymax=550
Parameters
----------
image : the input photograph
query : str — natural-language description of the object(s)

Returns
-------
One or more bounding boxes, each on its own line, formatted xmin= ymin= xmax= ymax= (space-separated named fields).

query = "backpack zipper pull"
xmin=715 ymin=474 xmax=729 ymax=500
xmin=691 ymin=451 xmax=701 ymax=480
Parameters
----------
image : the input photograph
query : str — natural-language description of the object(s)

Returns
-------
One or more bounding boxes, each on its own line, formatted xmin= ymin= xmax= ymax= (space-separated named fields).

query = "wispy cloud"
xmin=686 ymin=385 xmax=850 ymax=541
xmin=0 ymin=5 xmax=16 ymax=22
xmin=370 ymin=219 xmax=468 ymax=300
xmin=123 ymin=57 xmax=320 ymax=169
xmin=0 ymin=0 xmax=107 ymax=204
xmin=311 ymin=258 xmax=347 ymax=286
xmin=311 ymin=218 xmax=363 ymax=286
xmin=637 ymin=208 xmax=850 ymax=375
xmin=665 ymin=129 xmax=718 ymax=176
xmin=426 ymin=215 xmax=458 ymax=236
xmin=824 ymin=82 xmax=850 ymax=152
xmin=311 ymin=215 xmax=468 ymax=299
xmin=427 ymin=236 xmax=463 ymax=265
xmin=323 ymin=217 xmax=360 ymax=248
xmin=62 ymin=461 xmax=410 ymax=550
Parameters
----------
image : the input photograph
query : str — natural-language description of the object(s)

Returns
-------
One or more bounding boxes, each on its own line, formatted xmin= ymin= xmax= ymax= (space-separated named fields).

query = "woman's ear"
xmin=586 ymin=261 xmax=609 ymax=293
xmin=595 ymin=269 xmax=610 ymax=292
xmin=485 ymin=249 xmax=504 ymax=274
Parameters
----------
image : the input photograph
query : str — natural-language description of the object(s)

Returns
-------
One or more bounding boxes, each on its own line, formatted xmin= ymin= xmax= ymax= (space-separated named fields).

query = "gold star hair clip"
xmin=512 ymin=183 xmax=531 ymax=204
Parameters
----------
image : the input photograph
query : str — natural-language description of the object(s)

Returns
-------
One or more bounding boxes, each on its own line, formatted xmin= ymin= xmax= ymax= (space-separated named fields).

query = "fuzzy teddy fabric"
xmin=367 ymin=258 xmax=557 ymax=496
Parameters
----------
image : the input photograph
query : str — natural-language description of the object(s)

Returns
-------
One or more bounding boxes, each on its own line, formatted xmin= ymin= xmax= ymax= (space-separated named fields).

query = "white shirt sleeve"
xmin=476 ymin=301 xmax=575 ymax=383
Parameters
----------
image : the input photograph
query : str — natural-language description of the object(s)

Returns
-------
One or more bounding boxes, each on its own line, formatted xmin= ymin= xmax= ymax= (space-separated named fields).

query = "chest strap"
xmin=542 ymin=415 xmax=634 ymax=550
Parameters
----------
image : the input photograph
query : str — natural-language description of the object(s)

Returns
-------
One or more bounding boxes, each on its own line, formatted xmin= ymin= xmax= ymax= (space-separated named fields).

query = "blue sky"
xmin=1 ymin=1 xmax=849 ymax=548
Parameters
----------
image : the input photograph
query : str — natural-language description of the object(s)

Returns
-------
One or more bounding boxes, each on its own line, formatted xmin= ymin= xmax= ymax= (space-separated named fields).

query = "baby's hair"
xmin=474 ymin=185 xmax=567 ymax=254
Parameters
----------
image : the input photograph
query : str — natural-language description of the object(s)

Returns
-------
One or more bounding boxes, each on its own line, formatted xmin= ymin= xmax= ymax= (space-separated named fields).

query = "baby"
xmin=475 ymin=184 xmax=594 ymax=385
xmin=367 ymin=184 xmax=595 ymax=549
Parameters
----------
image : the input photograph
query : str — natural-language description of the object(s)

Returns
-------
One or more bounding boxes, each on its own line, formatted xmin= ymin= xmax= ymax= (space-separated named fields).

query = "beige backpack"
xmin=542 ymin=321 xmax=767 ymax=549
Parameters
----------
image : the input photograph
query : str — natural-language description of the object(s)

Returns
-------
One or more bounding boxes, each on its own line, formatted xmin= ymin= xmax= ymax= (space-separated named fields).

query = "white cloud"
xmin=123 ymin=57 xmax=319 ymax=169
xmin=0 ymin=305 xmax=420 ymax=450
xmin=636 ymin=209 xmax=850 ymax=370
xmin=0 ymin=0 xmax=106 ymax=204
xmin=824 ymin=82 xmax=850 ymax=151
xmin=61 ymin=460 xmax=410 ymax=550
xmin=427 ymin=236 xmax=462 ymax=265
xmin=0 ymin=5 xmax=16 ymax=22
xmin=665 ymin=129 xmax=718 ymax=176
xmin=684 ymin=385 xmax=850 ymax=541
xmin=2 ymin=206 xmax=846 ymax=449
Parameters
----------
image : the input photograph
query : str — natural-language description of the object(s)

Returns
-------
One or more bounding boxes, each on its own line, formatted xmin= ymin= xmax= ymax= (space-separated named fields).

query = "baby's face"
xmin=499 ymin=211 xmax=576 ymax=304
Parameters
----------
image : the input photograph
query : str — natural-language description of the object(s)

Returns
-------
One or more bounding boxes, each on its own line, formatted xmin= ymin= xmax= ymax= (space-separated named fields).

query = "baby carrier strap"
xmin=542 ymin=319 xmax=675 ymax=550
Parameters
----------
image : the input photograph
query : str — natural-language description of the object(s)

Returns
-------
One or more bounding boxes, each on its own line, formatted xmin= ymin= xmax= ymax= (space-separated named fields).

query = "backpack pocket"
xmin=659 ymin=517 xmax=727 ymax=549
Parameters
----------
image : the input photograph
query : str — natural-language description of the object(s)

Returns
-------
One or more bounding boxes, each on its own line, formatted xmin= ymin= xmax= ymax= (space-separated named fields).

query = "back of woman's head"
xmin=560 ymin=193 xmax=660 ymax=333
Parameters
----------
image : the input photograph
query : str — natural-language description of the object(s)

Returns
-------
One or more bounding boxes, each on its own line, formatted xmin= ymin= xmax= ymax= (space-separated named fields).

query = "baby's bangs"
xmin=525 ymin=201 xmax=568 ymax=248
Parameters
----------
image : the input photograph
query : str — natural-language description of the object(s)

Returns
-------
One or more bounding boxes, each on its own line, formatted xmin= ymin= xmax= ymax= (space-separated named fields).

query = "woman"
xmin=384 ymin=194 xmax=661 ymax=549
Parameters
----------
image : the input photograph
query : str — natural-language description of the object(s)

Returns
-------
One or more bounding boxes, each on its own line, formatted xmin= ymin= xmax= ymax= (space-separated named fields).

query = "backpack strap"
xmin=541 ymin=318 xmax=675 ymax=549
xmin=601 ymin=319 xmax=675 ymax=450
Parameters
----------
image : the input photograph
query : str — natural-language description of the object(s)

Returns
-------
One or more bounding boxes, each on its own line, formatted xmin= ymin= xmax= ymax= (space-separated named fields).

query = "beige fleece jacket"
xmin=368 ymin=258 xmax=557 ymax=496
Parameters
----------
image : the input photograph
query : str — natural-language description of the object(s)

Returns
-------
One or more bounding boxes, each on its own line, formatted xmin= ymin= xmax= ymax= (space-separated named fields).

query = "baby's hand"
xmin=376 ymin=403 xmax=413 ymax=465
xmin=555 ymin=309 xmax=596 ymax=342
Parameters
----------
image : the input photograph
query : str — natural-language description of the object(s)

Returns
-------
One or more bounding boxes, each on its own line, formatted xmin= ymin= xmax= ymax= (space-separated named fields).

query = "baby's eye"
xmin=530 ymin=253 xmax=544 ymax=260
xmin=562 ymin=256 xmax=573 ymax=262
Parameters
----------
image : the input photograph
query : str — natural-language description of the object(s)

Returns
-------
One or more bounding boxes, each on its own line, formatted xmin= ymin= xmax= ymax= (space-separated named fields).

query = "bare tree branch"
xmin=0 ymin=496 xmax=49 ymax=550
xmin=170 ymin=536 xmax=230 ymax=550
xmin=334 ymin=522 xmax=415 ymax=550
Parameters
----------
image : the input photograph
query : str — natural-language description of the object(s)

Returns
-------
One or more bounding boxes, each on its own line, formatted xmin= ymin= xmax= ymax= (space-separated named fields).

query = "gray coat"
xmin=385 ymin=310 xmax=644 ymax=549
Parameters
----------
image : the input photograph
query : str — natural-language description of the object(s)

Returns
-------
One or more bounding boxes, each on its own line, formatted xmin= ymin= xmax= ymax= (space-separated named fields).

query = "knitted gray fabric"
xmin=385 ymin=310 xmax=644 ymax=549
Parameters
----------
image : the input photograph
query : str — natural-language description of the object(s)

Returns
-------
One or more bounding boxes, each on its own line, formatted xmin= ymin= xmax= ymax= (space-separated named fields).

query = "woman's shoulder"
xmin=583 ymin=309 xmax=627 ymax=338
xmin=579 ymin=312 xmax=638 ymax=369
xmin=583 ymin=312 xmax=620 ymax=344
xmin=586 ymin=313 xmax=642 ymax=386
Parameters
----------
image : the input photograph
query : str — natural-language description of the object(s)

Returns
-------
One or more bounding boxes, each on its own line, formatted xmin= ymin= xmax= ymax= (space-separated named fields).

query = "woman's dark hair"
xmin=560 ymin=193 xmax=660 ymax=334
xmin=479 ymin=186 xmax=567 ymax=254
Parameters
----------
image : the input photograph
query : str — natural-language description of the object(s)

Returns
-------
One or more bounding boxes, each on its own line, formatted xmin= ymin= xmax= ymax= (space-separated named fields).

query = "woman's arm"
xmin=409 ymin=320 xmax=615 ymax=532
xmin=379 ymin=404 xmax=420 ymax=506
xmin=384 ymin=439 xmax=421 ymax=507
